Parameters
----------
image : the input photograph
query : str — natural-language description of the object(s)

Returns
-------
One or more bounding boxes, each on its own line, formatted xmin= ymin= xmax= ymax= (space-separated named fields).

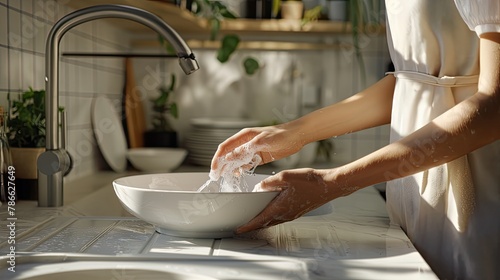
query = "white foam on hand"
xmin=199 ymin=143 xmax=263 ymax=193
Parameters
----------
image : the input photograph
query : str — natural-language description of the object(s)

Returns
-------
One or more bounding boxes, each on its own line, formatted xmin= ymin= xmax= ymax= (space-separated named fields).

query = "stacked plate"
xmin=185 ymin=118 xmax=261 ymax=166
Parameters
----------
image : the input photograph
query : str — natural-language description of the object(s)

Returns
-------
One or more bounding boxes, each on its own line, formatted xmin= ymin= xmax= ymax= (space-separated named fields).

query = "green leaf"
xmin=217 ymin=34 xmax=240 ymax=63
xmin=272 ymin=0 xmax=281 ymax=18
xmin=214 ymin=2 xmax=237 ymax=19
xmin=168 ymin=74 xmax=176 ymax=91
xmin=209 ymin=18 xmax=220 ymax=41
xmin=169 ymin=103 xmax=178 ymax=119
xmin=243 ymin=57 xmax=260 ymax=75
xmin=302 ymin=5 xmax=323 ymax=26
xmin=7 ymin=88 xmax=52 ymax=147
xmin=154 ymin=89 xmax=169 ymax=107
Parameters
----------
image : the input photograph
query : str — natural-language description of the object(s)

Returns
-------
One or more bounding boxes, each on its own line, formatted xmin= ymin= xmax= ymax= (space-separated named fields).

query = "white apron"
xmin=384 ymin=0 xmax=500 ymax=279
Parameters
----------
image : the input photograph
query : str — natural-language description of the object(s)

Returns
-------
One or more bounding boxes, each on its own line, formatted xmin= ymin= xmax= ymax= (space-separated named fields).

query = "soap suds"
xmin=198 ymin=143 xmax=263 ymax=193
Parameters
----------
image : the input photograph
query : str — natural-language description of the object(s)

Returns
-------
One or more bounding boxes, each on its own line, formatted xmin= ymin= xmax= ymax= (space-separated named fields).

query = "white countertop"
xmin=0 ymin=169 xmax=437 ymax=279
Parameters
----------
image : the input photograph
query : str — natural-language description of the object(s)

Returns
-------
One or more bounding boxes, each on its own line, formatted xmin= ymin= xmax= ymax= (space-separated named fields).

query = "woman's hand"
xmin=235 ymin=168 xmax=355 ymax=234
xmin=210 ymin=124 xmax=305 ymax=180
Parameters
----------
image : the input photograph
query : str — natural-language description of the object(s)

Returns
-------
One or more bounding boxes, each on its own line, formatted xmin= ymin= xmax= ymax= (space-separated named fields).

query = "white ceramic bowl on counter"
xmin=113 ymin=173 xmax=278 ymax=238
xmin=126 ymin=148 xmax=187 ymax=172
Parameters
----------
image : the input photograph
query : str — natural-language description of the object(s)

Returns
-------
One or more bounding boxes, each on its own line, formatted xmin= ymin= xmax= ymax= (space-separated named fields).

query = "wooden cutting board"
xmin=123 ymin=58 xmax=146 ymax=148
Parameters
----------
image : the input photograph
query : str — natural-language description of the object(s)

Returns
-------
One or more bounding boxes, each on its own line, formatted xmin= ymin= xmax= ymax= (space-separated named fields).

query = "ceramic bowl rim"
xmin=113 ymin=172 xmax=279 ymax=194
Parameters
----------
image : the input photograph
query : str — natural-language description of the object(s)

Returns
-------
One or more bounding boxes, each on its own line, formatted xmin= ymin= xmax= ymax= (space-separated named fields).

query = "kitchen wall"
xmin=0 ymin=0 xmax=131 ymax=181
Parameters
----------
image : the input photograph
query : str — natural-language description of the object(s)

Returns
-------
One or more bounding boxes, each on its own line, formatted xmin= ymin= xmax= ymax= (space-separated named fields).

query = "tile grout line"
xmin=23 ymin=217 xmax=79 ymax=252
xmin=139 ymin=231 xmax=160 ymax=254
xmin=208 ymin=238 xmax=222 ymax=256
xmin=78 ymin=220 xmax=121 ymax=253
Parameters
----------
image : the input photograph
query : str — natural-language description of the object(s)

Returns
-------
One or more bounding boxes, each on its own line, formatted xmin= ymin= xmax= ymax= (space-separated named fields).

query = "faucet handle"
xmin=60 ymin=109 xmax=66 ymax=149
xmin=59 ymin=109 xmax=72 ymax=176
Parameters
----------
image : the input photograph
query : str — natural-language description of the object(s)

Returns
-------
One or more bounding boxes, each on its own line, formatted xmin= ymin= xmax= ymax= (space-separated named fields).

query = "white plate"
xmin=92 ymin=96 xmax=128 ymax=172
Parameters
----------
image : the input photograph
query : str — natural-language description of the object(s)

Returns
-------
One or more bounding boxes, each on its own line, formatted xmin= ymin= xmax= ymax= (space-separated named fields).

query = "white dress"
xmin=384 ymin=0 xmax=500 ymax=279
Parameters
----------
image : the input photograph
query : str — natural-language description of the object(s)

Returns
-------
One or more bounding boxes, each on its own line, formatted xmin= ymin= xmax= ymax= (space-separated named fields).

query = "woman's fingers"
xmin=235 ymin=176 xmax=290 ymax=233
xmin=210 ymin=129 xmax=260 ymax=177
xmin=235 ymin=169 xmax=335 ymax=234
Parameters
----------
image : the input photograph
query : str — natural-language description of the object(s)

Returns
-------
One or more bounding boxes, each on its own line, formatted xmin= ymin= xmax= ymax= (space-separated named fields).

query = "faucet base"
xmin=37 ymin=172 xmax=64 ymax=207
xmin=37 ymin=149 xmax=72 ymax=207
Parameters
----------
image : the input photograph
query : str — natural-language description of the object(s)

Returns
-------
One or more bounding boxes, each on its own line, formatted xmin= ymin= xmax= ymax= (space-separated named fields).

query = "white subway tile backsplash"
xmin=7 ymin=0 xmax=20 ymax=10
xmin=21 ymin=52 xmax=34 ymax=89
xmin=7 ymin=8 xmax=21 ymax=49
xmin=0 ymin=48 xmax=8 ymax=89
xmin=21 ymin=0 xmax=33 ymax=14
xmin=8 ymin=49 xmax=21 ymax=90
xmin=0 ymin=92 xmax=8 ymax=110
xmin=37 ymin=0 xmax=60 ymax=24
xmin=33 ymin=19 xmax=48 ymax=53
xmin=20 ymin=11 xmax=36 ymax=52
xmin=0 ymin=5 xmax=7 ymax=46
xmin=33 ymin=54 xmax=44 ymax=89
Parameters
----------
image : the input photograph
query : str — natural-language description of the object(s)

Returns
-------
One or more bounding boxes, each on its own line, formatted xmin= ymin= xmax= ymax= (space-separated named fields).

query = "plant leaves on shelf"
xmin=209 ymin=18 xmax=220 ymax=41
xmin=243 ymin=57 xmax=260 ymax=75
xmin=169 ymin=103 xmax=178 ymax=119
xmin=217 ymin=34 xmax=240 ymax=63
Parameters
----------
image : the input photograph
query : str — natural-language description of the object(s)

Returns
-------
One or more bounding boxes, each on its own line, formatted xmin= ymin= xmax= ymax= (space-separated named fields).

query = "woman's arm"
xmin=237 ymin=34 xmax=500 ymax=233
xmin=285 ymin=74 xmax=395 ymax=145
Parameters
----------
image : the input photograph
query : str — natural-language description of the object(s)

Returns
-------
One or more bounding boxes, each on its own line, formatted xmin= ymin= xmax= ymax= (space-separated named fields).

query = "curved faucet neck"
xmin=45 ymin=4 xmax=199 ymax=150
xmin=38 ymin=4 xmax=198 ymax=207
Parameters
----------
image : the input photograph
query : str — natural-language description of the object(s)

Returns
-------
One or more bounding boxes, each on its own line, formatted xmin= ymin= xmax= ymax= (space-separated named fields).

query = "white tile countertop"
xmin=0 ymin=170 xmax=437 ymax=279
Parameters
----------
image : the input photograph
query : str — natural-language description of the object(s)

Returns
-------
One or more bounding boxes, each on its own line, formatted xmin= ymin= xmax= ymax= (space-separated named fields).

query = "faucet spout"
xmin=38 ymin=4 xmax=199 ymax=207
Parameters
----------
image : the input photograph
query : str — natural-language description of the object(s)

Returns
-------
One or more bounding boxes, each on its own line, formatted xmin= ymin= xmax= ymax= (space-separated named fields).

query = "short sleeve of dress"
xmin=454 ymin=0 xmax=500 ymax=36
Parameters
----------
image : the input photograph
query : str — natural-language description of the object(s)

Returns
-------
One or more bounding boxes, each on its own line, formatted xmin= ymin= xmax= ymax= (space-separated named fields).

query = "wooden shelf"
xmin=132 ymin=39 xmax=350 ymax=51
xmin=218 ymin=19 xmax=353 ymax=35
xmin=65 ymin=1 xmax=369 ymax=35
xmin=65 ymin=0 xmax=384 ymax=49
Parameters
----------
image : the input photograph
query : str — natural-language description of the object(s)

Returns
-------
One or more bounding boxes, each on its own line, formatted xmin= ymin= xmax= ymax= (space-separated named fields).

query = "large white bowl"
xmin=113 ymin=173 xmax=278 ymax=238
xmin=126 ymin=148 xmax=187 ymax=172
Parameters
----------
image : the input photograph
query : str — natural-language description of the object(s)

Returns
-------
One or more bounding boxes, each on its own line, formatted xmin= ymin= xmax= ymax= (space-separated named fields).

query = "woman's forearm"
xmin=285 ymin=75 xmax=396 ymax=145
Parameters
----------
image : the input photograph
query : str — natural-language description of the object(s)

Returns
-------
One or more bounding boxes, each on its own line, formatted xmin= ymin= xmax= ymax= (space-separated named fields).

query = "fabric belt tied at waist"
xmin=386 ymin=70 xmax=479 ymax=87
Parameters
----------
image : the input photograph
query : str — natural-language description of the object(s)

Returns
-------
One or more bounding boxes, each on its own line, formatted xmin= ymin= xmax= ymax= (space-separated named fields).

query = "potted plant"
xmin=7 ymin=88 xmax=63 ymax=200
xmin=143 ymin=74 xmax=179 ymax=147
xmin=280 ymin=0 xmax=304 ymax=20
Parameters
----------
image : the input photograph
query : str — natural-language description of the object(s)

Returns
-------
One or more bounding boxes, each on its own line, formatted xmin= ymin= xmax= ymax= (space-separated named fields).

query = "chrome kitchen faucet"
xmin=37 ymin=5 xmax=199 ymax=207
